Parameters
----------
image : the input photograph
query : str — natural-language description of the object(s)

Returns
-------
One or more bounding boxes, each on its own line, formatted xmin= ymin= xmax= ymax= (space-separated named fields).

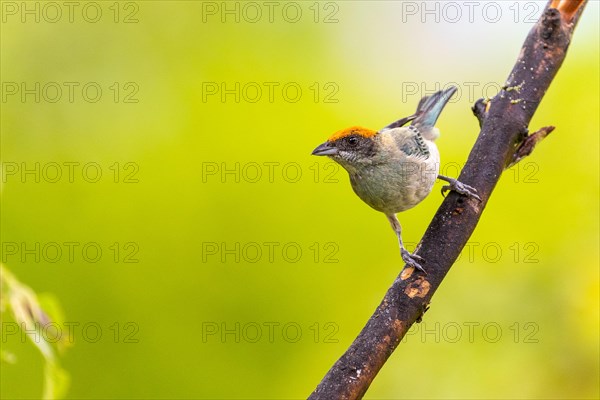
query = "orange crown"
xmin=328 ymin=126 xmax=377 ymax=142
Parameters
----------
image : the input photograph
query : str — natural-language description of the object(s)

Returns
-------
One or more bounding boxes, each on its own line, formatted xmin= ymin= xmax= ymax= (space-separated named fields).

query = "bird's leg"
xmin=386 ymin=214 xmax=426 ymax=273
xmin=437 ymin=175 xmax=481 ymax=201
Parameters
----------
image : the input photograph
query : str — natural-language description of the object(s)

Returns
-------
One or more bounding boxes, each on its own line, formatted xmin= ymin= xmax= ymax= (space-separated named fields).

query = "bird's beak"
xmin=311 ymin=141 xmax=338 ymax=156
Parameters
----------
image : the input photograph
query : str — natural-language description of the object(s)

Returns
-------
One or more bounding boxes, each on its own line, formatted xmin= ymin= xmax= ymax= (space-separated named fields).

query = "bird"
xmin=311 ymin=86 xmax=480 ymax=273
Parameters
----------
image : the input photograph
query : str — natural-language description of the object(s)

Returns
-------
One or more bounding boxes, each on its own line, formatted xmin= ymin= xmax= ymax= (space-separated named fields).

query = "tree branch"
xmin=309 ymin=1 xmax=588 ymax=398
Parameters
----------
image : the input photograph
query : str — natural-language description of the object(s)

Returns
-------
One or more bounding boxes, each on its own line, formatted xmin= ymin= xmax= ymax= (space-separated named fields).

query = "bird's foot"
xmin=401 ymin=248 xmax=426 ymax=273
xmin=439 ymin=176 xmax=481 ymax=201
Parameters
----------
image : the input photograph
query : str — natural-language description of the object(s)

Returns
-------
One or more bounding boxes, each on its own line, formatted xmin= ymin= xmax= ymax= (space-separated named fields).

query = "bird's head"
xmin=311 ymin=126 xmax=379 ymax=172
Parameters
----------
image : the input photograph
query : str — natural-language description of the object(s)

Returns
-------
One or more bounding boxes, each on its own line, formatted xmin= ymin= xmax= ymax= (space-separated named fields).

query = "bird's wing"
xmin=392 ymin=126 xmax=430 ymax=159
xmin=380 ymin=114 xmax=416 ymax=132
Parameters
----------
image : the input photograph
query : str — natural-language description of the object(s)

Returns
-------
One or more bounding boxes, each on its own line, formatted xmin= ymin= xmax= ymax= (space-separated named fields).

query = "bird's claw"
xmin=401 ymin=248 xmax=426 ymax=273
xmin=408 ymin=252 xmax=424 ymax=262
xmin=441 ymin=178 xmax=481 ymax=201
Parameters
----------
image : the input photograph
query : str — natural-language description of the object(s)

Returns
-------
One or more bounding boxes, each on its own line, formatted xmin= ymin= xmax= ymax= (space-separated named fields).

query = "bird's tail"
xmin=412 ymin=86 xmax=457 ymax=140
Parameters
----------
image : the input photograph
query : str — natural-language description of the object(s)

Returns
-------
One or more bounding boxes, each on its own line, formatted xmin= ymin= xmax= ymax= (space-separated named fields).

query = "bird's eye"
xmin=347 ymin=137 xmax=358 ymax=146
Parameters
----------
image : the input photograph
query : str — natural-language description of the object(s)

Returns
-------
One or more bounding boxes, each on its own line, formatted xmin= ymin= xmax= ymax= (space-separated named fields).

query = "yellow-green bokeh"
xmin=1 ymin=1 xmax=598 ymax=399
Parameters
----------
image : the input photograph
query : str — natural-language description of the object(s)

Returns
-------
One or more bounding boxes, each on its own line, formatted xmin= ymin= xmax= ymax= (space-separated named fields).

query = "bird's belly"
xmin=350 ymin=159 xmax=439 ymax=214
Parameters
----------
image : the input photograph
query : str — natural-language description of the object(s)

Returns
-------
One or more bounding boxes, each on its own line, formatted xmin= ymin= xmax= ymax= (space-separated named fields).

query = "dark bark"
xmin=309 ymin=1 xmax=588 ymax=399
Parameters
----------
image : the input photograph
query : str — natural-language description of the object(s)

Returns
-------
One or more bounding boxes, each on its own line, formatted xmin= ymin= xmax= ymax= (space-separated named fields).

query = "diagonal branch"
xmin=508 ymin=125 xmax=555 ymax=168
xmin=309 ymin=1 xmax=588 ymax=399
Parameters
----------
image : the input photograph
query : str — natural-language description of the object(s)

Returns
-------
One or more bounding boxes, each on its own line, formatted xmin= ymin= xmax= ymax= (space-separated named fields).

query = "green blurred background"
xmin=1 ymin=1 xmax=598 ymax=399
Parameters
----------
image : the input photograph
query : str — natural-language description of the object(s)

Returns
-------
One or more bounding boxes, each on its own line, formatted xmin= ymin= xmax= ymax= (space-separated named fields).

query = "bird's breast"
xmin=350 ymin=147 xmax=440 ymax=214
